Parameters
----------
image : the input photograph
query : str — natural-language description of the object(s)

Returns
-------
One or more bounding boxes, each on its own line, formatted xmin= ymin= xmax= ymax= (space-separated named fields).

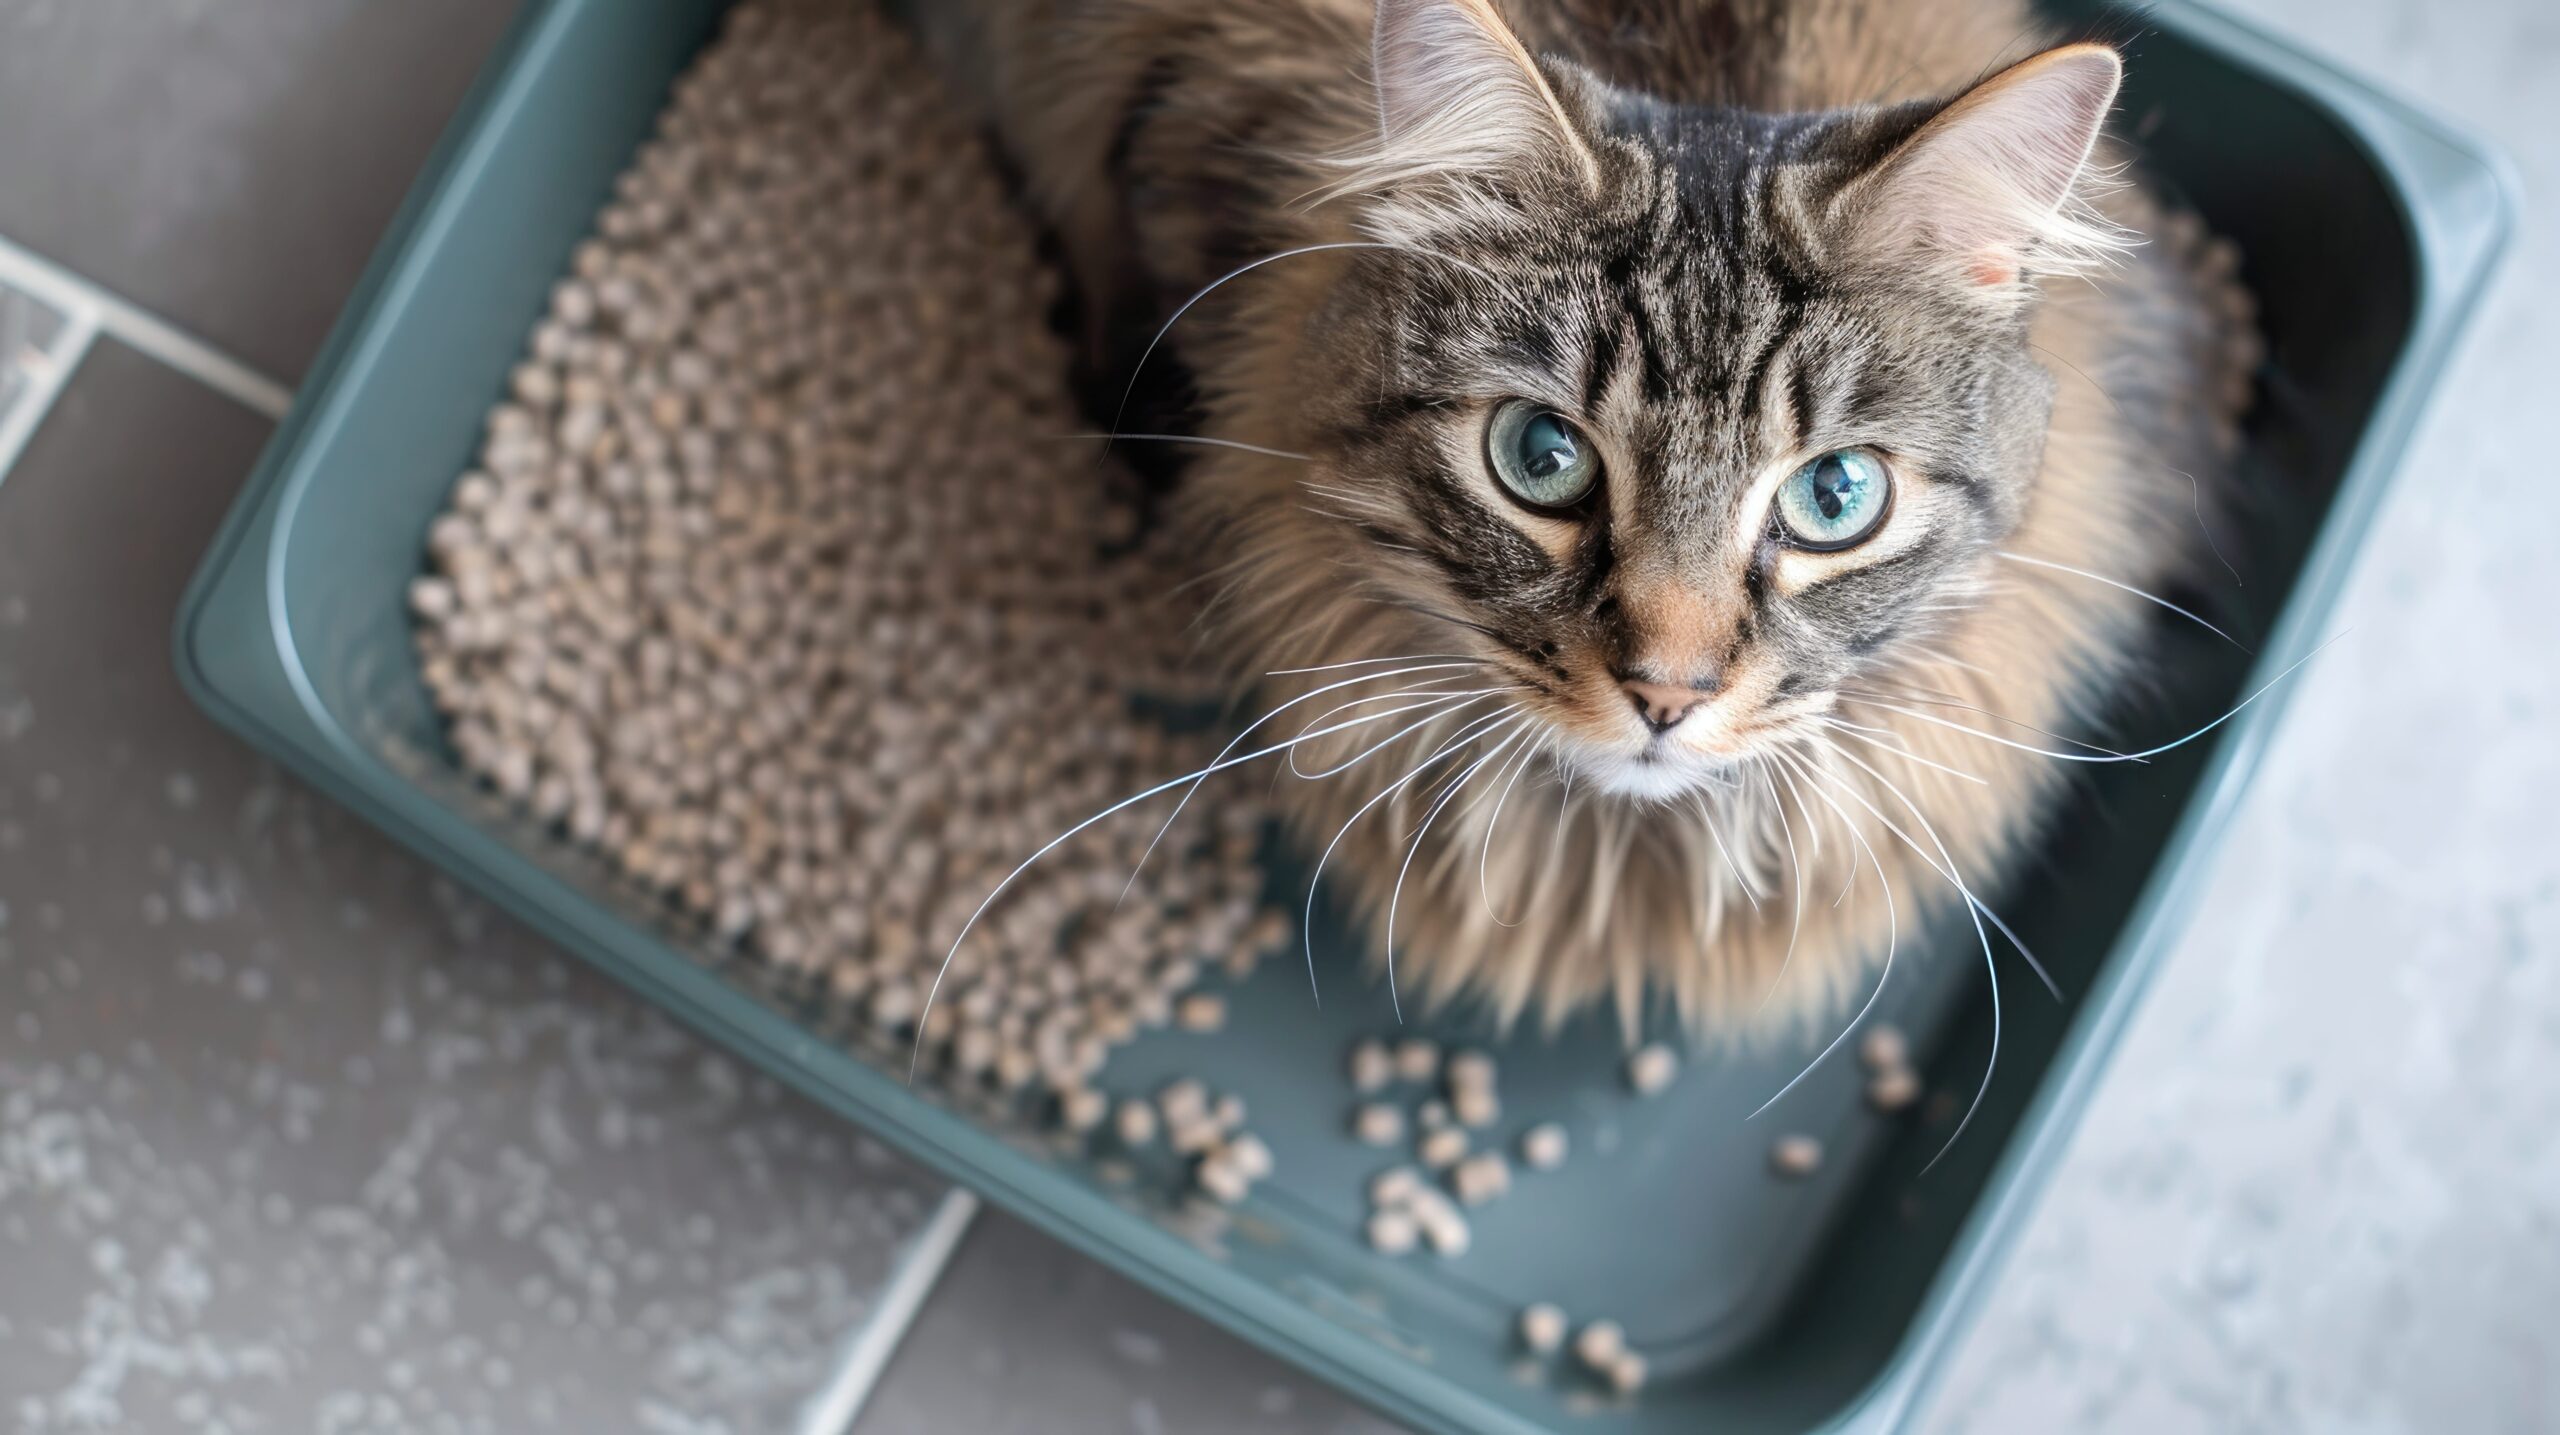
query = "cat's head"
xmin=1297 ymin=0 xmax=2123 ymax=802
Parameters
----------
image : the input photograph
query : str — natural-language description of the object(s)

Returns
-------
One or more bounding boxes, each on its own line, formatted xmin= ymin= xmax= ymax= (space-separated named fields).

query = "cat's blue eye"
xmin=1486 ymin=400 xmax=1601 ymax=510
xmin=1774 ymin=448 xmax=1892 ymax=550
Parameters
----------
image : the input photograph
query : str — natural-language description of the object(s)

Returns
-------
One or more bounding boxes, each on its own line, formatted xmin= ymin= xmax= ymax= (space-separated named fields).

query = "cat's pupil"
xmin=1811 ymin=455 xmax=1854 ymax=519
xmin=1519 ymin=413 xmax=1577 ymax=479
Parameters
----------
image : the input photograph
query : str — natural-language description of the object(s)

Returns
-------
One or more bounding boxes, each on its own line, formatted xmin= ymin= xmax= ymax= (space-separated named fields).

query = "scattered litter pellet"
xmin=1369 ymin=1166 xmax=1423 ymax=1208
xmin=1517 ymin=1303 xmax=1568 ymax=1355
xmin=1170 ymin=1115 xmax=1224 ymax=1156
xmin=1606 ymin=1350 xmax=1648 ymax=1394
xmin=1770 ymin=1134 xmax=1824 ymax=1179
xmin=1451 ymin=1086 xmax=1499 ymax=1130
xmin=1417 ymin=1126 xmax=1467 ymax=1170
xmin=1626 ymin=1043 xmax=1679 ymax=1096
xmin=1115 ymin=1100 xmax=1158 ymax=1148
xmin=1519 ymin=1122 xmax=1569 ymax=1171
xmin=1416 ymin=1099 xmax=1453 ymax=1131
xmin=1858 ymin=1024 xmax=1909 ymax=1073
xmin=1195 ymin=1150 xmax=1251 ymax=1204
xmin=1177 ymin=993 xmax=1227 ymax=1033
xmin=1450 ymin=1152 xmax=1511 ymax=1207
xmin=1348 ymin=1039 xmax=1395 ymax=1093
xmin=1158 ymin=1078 xmax=1209 ymax=1126
xmin=1393 ymin=1037 xmax=1441 ymax=1083
xmin=1352 ymin=1103 xmax=1406 ymax=1147
xmin=1223 ymin=1133 xmax=1275 ymax=1181
xmin=1366 ymin=1207 xmax=1420 ymax=1255
xmin=1413 ymin=1193 xmax=1471 ymax=1257
xmin=1572 ymin=1320 xmax=1625 ymax=1370
xmin=1059 ymin=1087 xmax=1108 ymax=1133
xmin=1445 ymin=1049 xmax=1496 ymax=1094
xmin=1866 ymin=1066 xmax=1921 ymax=1113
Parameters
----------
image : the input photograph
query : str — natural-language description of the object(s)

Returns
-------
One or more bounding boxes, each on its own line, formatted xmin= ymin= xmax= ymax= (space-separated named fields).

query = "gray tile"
xmin=855 ymin=1211 xmax=1408 ymax=1435
xmin=0 ymin=0 xmax=520 ymax=381
xmin=0 ymin=340 xmax=946 ymax=1432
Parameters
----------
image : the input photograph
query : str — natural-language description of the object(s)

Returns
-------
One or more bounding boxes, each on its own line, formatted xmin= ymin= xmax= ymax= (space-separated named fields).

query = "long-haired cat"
xmin=924 ymin=0 xmax=2253 ymax=1046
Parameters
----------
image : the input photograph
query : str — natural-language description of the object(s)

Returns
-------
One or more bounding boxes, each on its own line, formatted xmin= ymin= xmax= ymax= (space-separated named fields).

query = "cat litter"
xmin=1516 ymin=1303 xmax=1568 ymax=1356
xmin=1625 ymin=1043 xmax=1680 ymax=1095
xmin=1518 ymin=1122 xmax=1569 ymax=1171
xmin=1769 ymin=1134 xmax=1825 ymax=1179
xmin=407 ymin=0 xmax=1302 ymax=1192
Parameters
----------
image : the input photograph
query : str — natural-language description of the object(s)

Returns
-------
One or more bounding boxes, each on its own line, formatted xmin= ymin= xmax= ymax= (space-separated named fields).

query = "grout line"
xmin=0 ymin=307 xmax=100 ymax=491
xmin=795 ymin=1188 xmax=982 ymax=1435
xmin=0 ymin=233 xmax=293 ymax=420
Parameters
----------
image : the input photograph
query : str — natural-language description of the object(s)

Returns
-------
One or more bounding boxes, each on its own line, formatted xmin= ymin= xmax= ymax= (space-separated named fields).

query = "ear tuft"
xmin=1847 ymin=44 xmax=2130 ymax=287
xmin=1324 ymin=0 xmax=1598 ymax=212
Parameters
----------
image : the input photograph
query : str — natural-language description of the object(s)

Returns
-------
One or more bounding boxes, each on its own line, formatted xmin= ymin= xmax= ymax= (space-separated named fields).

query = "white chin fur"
xmin=1576 ymin=748 xmax=1717 ymax=804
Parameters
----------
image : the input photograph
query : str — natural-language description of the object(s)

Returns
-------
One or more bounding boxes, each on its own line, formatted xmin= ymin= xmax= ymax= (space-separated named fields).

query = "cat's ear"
xmin=1842 ymin=44 xmax=2126 ymax=287
xmin=1344 ymin=0 xmax=1600 ymax=201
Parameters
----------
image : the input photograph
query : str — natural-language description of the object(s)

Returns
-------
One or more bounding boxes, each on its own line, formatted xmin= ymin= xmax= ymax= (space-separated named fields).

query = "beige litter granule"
xmin=410 ymin=0 xmax=1290 ymax=1176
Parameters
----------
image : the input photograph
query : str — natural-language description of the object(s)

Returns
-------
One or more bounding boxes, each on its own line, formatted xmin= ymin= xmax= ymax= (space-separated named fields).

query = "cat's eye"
xmin=1486 ymin=400 xmax=1601 ymax=511
xmin=1774 ymin=448 xmax=1892 ymax=550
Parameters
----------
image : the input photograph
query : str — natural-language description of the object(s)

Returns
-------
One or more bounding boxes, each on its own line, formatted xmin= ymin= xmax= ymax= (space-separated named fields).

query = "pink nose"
xmin=1622 ymin=678 xmax=1712 ymax=734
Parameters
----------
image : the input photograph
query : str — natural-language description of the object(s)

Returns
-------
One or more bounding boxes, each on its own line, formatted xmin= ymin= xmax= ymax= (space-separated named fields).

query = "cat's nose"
xmin=1621 ymin=677 xmax=1715 ymax=735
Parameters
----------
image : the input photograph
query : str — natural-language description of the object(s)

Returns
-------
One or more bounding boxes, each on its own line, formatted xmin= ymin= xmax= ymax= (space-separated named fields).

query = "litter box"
xmin=173 ymin=1 xmax=2513 ymax=1430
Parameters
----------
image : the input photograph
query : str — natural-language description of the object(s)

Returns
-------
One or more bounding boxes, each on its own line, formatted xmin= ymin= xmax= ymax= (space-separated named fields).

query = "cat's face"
xmin=1304 ymin=10 xmax=2118 ymax=802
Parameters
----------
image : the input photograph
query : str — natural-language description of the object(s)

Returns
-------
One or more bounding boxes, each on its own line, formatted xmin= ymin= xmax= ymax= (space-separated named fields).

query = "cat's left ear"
xmin=1840 ymin=43 xmax=2126 ymax=288
xmin=1339 ymin=0 xmax=1601 ymax=203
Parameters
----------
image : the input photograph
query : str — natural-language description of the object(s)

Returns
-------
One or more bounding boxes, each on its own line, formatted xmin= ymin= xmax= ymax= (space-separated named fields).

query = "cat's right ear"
xmin=1333 ymin=0 xmax=1600 ymax=206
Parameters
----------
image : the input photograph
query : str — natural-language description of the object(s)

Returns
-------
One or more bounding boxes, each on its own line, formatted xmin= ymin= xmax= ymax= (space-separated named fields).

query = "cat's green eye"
xmin=1774 ymin=448 xmax=1892 ymax=550
xmin=1486 ymin=400 xmax=1601 ymax=511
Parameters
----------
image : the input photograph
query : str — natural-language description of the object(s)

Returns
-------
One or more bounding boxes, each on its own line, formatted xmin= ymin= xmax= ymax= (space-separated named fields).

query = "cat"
xmin=922 ymin=0 xmax=2256 ymax=1046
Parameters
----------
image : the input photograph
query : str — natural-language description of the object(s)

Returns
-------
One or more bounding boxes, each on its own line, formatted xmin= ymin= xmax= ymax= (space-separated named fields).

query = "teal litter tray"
xmin=174 ymin=1 xmax=2513 ymax=1431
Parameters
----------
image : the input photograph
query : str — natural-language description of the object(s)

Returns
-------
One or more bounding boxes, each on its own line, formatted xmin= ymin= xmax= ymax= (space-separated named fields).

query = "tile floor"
xmin=0 ymin=0 xmax=2553 ymax=1432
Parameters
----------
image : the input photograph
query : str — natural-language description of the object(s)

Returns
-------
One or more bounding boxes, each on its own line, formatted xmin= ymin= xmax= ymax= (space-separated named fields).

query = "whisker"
xmin=1751 ymin=759 xmax=1809 ymax=1019
xmin=1997 ymin=550 xmax=2248 ymax=652
xmin=1304 ymin=706 xmax=1522 ymax=1023
xmin=915 ymin=688 xmax=1500 ymax=1073
xmin=1693 ymin=790 xmax=1764 ymax=909
xmin=1105 ymin=241 xmax=1493 ymax=461
xmin=1290 ymin=688 xmax=1523 ymax=779
xmin=1750 ymin=749 xmax=1895 ymax=1119
xmin=1388 ymin=718 xmax=1533 ymax=994
xmin=1117 ymin=661 xmax=1483 ymax=906
xmin=1815 ymin=718 xmax=1990 ymax=787
xmin=1059 ymin=432 xmax=1314 ymax=462
xmin=1479 ymin=732 xmax=1551 ymax=928
xmin=1840 ymin=686 xmax=2136 ymax=759
xmin=1268 ymin=653 xmax=1482 ymax=677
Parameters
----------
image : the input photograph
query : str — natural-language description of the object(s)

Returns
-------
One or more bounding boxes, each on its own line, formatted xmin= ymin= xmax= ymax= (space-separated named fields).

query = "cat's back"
xmin=1504 ymin=0 xmax=2047 ymax=110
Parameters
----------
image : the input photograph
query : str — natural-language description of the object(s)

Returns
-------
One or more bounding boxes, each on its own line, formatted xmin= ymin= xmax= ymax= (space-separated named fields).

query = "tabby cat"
xmin=924 ymin=0 xmax=2254 ymax=1045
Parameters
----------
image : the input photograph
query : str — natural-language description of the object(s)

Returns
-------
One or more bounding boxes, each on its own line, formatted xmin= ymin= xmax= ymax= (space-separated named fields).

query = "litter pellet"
xmin=1445 ymin=1049 xmax=1496 ymax=1094
xmin=1770 ymin=1134 xmax=1824 ymax=1179
xmin=1352 ymin=1103 xmax=1406 ymax=1147
xmin=406 ymin=0 xmax=1291 ymax=1152
xmin=1348 ymin=1039 xmax=1395 ymax=1093
xmin=1606 ymin=1350 xmax=1648 ymax=1394
xmin=1626 ymin=1043 xmax=1679 ymax=1096
xmin=1858 ymin=1024 xmax=1909 ymax=1073
xmin=1450 ymin=1152 xmax=1511 ymax=1207
xmin=1518 ymin=1122 xmax=1569 ymax=1171
xmin=1413 ymin=1195 xmax=1471 ymax=1257
xmin=1451 ymin=1086 xmax=1499 ymax=1130
xmin=1223 ymin=1133 xmax=1275 ymax=1181
xmin=1417 ymin=1126 xmax=1468 ymax=1170
xmin=1866 ymin=1066 xmax=1921 ymax=1113
xmin=1393 ymin=1037 xmax=1441 ymax=1083
xmin=1157 ymin=1078 xmax=1209 ymax=1125
xmin=1368 ymin=1166 xmax=1424 ymax=1208
xmin=1366 ymin=1207 xmax=1420 ymax=1255
xmin=1516 ymin=1303 xmax=1568 ymax=1355
xmin=1195 ymin=1151 xmax=1251 ymax=1204
xmin=1058 ymin=1087 xmax=1108 ymax=1133
xmin=1572 ymin=1320 xmax=1626 ymax=1370
xmin=1176 ymin=993 xmax=1227 ymax=1033
xmin=1416 ymin=1099 xmax=1453 ymax=1131
xmin=1114 ymin=1100 xmax=1159 ymax=1148
xmin=1169 ymin=1115 xmax=1224 ymax=1156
